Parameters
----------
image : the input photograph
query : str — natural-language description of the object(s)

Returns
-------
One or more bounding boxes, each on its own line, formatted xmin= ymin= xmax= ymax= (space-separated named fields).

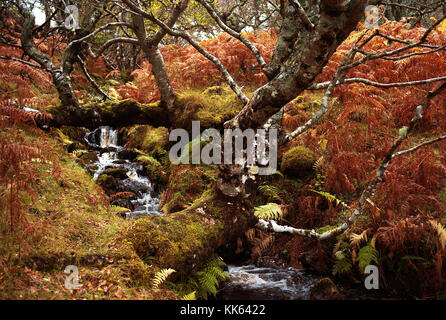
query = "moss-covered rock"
xmin=125 ymin=211 xmax=223 ymax=277
xmin=120 ymin=125 xmax=170 ymax=170
xmin=97 ymin=174 xmax=118 ymax=194
xmin=121 ymin=125 xmax=169 ymax=153
xmin=137 ymin=155 xmax=168 ymax=185
xmin=60 ymin=126 xmax=89 ymax=142
xmin=309 ymin=277 xmax=341 ymax=300
xmin=280 ymin=146 xmax=315 ymax=178
xmin=159 ymin=165 xmax=216 ymax=214
xmin=103 ymin=167 xmax=128 ymax=180
xmin=125 ymin=188 xmax=256 ymax=277
xmin=79 ymin=151 xmax=98 ymax=164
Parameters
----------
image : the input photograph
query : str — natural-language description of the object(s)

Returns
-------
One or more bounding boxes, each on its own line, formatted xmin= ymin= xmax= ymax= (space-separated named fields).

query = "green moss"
xmin=125 ymin=212 xmax=223 ymax=276
xmin=159 ymin=165 xmax=217 ymax=214
xmin=1 ymin=107 xmax=178 ymax=300
xmin=79 ymin=151 xmax=98 ymax=164
xmin=60 ymin=126 xmax=89 ymax=142
xmin=280 ymin=146 xmax=315 ymax=178
xmin=103 ymin=168 xmax=128 ymax=180
xmin=174 ymin=88 xmax=244 ymax=130
xmin=137 ymin=155 xmax=168 ymax=184
xmin=97 ymin=174 xmax=118 ymax=194
xmin=121 ymin=125 xmax=169 ymax=164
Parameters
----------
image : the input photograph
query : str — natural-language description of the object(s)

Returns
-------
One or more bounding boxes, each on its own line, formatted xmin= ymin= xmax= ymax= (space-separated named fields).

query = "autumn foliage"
xmin=279 ymin=21 xmax=446 ymax=296
xmin=112 ymin=29 xmax=277 ymax=103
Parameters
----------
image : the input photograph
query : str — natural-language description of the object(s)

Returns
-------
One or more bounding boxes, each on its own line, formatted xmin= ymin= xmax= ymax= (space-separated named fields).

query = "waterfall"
xmin=99 ymin=126 xmax=118 ymax=148
xmin=85 ymin=126 xmax=162 ymax=217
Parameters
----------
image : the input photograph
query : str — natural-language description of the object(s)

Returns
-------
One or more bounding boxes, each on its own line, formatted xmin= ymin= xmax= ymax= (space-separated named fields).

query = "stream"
xmin=85 ymin=126 xmax=162 ymax=218
xmin=217 ymin=265 xmax=319 ymax=300
xmin=83 ymin=126 xmax=372 ymax=300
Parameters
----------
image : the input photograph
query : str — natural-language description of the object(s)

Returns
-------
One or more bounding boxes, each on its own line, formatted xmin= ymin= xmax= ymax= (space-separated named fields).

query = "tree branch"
xmin=145 ymin=12 xmax=250 ymax=104
xmin=195 ymin=0 xmax=268 ymax=74
xmin=259 ymin=81 xmax=446 ymax=240
xmin=77 ymin=55 xmax=113 ymax=101
xmin=289 ymin=0 xmax=315 ymax=30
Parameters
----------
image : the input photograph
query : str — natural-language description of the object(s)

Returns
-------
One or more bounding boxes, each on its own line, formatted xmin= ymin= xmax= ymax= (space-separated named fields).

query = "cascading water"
xmin=85 ymin=126 xmax=162 ymax=218
xmin=217 ymin=264 xmax=319 ymax=300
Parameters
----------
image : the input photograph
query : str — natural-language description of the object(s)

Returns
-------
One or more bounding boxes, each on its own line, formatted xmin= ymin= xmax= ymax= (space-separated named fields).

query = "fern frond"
xmin=254 ymin=203 xmax=284 ymax=221
xmin=313 ymin=156 xmax=324 ymax=172
xmin=181 ymin=291 xmax=197 ymax=300
xmin=430 ymin=220 xmax=446 ymax=251
xmin=332 ymin=255 xmax=352 ymax=276
xmin=251 ymin=235 xmax=275 ymax=261
xmin=272 ymin=170 xmax=284 ymax=178
xmin=311 ymin=190 xmax=348 ymax=208
xmin=245 ymin=228 xmax=256 ymax=242
xmin=350 ymin=230 xmax=368 ymax=248
xmin=258 ymin=184 xmax=282 ymax=202
xmin=152 ymin=268 xmax=176 ymax=289
xmin=72 ymin=149 xmax=87 ymax=158
xmin=357 ymin=244 xmax=379 ymax=273
xmin=182 ymin=256 xmax=228 ymax=300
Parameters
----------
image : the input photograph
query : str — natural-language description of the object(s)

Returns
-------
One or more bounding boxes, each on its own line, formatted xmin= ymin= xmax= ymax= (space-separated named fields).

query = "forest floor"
xmin=0 ymin=126 xmax=179 ymax=299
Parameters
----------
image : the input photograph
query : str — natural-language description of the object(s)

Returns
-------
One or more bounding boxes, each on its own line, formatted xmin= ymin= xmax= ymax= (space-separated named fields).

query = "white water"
xmin=218 ymin=265 xmax=319 ymax=300
xmin=85 ymin=126 xmax=162 ymax=217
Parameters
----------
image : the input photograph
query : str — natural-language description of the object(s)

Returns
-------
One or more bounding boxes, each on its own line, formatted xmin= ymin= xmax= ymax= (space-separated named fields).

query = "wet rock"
xmin=121 ymin=179 xmax=148 ymax=195
xmin=256 ymin=257 xmax=281 ymax=269
xmin=100 ymin=147 xmax=118 ymax=154
xmin=309 ymin=277 xmax=341 ymax=300
xmin=111 ymin=198 xmax=134 ymax=211
xmin=114 ymin=159 xmax=128 ymax=165
xmin=85 ymin=164 xmax=99 ymax=176
xmin=118 ymin=149 xmax=139 ymax=161
xmin=67 ymin=142 xmax=84 ymax=153
xmin=79 ymin=151 xmax=98 ymax=164
xmin=134 ymin=206 xmax=148 ymax=212
xmin=104 ymin=167 xmax=128 ymax=180
xmin=97 ymin=174 xmax=118 ymax=195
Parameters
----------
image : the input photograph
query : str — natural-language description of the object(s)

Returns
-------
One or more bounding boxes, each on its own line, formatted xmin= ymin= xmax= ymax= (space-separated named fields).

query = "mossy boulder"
xmin=79 ymin=151 xmax=98 ymax=164
xmin=309 ymin=277 xmax=341 ymax=300
xmin=120 ymin=125 xmax=170 ymax=168
xmin=97 ymin=174 xmax=118 ymax=194
xmin=103 ymin=168 xmax=128 ymax=180
xmin=280 ymin=146 xmax=315 ymax=178
xmin=125 ymin=212 xmax=223 ymax=277
xmin=202 ymin=85 xmax=227 ymax=96
xmin=60 ymin=126 xmax=89 ymax=142
xmin=159 ymin=165 xmax=216 ymax=214
xmin=137 ymin=155 xmax=168 ymax=185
